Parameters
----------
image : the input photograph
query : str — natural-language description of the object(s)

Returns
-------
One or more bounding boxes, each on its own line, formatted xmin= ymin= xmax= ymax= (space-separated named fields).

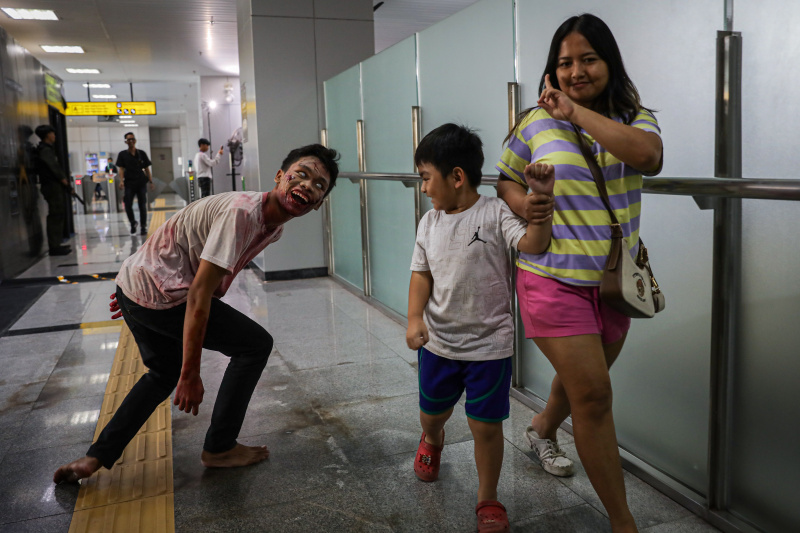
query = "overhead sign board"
xmin=65 ymin=101 xmax=157 ymax=116
xmin=44 ymin=73 xmax=66 ymax=114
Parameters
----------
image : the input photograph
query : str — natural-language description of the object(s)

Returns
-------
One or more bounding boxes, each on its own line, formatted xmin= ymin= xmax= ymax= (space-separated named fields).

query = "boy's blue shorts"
xmin=418 ymin=346 xmax=512 ymax=423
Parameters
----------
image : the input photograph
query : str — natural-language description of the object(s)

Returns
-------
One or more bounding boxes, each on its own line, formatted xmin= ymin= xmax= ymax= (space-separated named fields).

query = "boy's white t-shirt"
xmin=410 ymin=195 xmax=527 ymax=361
xmin=117 ymin=191 xmax=283 ymax=309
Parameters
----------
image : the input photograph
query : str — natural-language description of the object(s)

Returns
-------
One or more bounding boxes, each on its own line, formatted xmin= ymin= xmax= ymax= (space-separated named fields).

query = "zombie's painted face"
xmin=273 ymin=156 xmax=330 ymax=217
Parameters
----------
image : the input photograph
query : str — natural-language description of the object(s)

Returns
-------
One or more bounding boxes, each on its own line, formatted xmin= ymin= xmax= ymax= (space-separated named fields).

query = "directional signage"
xmin=65 ymin=101 xmax=157 ymax=116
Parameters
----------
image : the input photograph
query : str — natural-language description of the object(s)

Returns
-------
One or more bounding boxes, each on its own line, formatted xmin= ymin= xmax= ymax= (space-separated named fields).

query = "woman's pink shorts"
xmin=516 ymin=268 xmax=630 ymax=345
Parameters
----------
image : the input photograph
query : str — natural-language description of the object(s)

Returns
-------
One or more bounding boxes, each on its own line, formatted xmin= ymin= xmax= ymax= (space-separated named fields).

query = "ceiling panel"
xmin=0 ymin=0 xmax=480 ymax=128
xmin=373 ymin=0 xmax=479 ymax=53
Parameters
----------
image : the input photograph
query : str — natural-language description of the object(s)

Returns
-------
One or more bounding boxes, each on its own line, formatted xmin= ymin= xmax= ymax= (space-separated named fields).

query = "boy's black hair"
xmin=124 ymin=132 xmax=135 ymax=139
xmin=198 ymin=138 xmax=210 ymax=147
xmin=35 ymin=124 xmax=55 ymax=140
xmin=414 ymin=123 xmax=484 ymax=188
xmin=280 ymin=144 xmax=340 ymax=198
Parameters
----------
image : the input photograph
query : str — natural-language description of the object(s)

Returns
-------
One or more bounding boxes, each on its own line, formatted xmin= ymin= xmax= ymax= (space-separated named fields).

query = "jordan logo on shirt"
xmin=468 ymin=227 xmax=487 ymax=246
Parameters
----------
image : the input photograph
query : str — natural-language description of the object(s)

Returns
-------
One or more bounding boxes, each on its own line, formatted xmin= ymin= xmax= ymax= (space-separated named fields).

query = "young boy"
xmin=54 ymin=144 xmax=339 ymax=484
xmin=406 ymin=124 xmax=554 ymax=532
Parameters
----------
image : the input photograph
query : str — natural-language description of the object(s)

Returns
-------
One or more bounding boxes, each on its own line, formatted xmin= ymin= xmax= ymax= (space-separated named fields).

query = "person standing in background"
xmin=116 ymin=132 xmax=153 ymax=236
xmin=194 ymin=138 xmax=223 ymax=198
xmin=34 ymin=125 xmax=71 ymax=256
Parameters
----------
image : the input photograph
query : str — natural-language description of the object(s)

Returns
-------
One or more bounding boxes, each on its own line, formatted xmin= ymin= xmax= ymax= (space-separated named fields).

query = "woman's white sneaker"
xmin=523 ymin=426 xmax=575 ymax=477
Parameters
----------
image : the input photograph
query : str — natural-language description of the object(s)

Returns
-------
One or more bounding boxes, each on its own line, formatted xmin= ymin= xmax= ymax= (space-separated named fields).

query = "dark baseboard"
xmin=247 ymin=262 xmax=328 ymax=281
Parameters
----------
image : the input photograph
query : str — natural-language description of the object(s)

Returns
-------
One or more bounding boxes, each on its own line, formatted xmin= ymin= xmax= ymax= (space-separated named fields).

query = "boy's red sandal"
xmin=413 ymin=431 xmax=444 ymax=482
xmin=475 ymin=500 xmax=509 ymax=532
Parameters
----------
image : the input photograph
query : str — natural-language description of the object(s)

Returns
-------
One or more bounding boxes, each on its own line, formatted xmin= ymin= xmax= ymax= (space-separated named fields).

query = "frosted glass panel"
xmin=324 ymin=65 xmax=363 ymax=290
xmin=515 ymin=0 xmax=723 ymax=494
xmin=362 ymin=37 xmax=418 ymax=315
xmin=731 ymin=3 xmax=800 ymax=529
xmin=733 ymin=201 xmax=800 ymax=531
xmin=739 ymin=0 xmax=800 ymax=180
xmin=416 ymin=0 xmax=514 ymax=177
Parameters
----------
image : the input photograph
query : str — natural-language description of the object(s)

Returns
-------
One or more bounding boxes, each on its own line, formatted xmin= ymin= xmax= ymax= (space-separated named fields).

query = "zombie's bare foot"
xmin=53 ymin=456 xmax=102 ymax=484
xmin=201 ymin=443 xmax=269 ymax=468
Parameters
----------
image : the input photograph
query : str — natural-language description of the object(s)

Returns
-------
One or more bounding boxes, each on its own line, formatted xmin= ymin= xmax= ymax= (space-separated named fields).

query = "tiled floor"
xmin=0 ymin=201 xmax=720 ymax=532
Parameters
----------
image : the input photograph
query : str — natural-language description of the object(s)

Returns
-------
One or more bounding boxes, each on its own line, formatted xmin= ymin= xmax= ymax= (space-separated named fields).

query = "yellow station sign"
xmin=65 ymin=101 xmax=157 ymax=116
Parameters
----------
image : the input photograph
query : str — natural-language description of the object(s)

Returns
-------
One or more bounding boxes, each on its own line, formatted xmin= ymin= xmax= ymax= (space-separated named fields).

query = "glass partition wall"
xmin=322 ymin=1 xmax=799 ymax=531
xmin=730 ymin=2 xmax=800 ymax=531
xmin=324 ymin=65 xmax=364 ymax=291
xmin=361 ymin=37 xmax=419 ymax=316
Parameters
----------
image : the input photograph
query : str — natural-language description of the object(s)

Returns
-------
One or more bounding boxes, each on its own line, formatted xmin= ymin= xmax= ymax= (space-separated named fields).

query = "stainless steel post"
xmin=507 ymin=81 xmax=522 ymax=387
xmin=507 ymin=82 xmax=520 ymax=132
xmin=708 ymin=29 xmax=742 ymax=512
xmin=320 ymin=129 xmax=333 ymax=276
xmin=357 ymin=119 xmax=371 ymax=297
xmin=412 ymin=106 xmax=423 ymax=228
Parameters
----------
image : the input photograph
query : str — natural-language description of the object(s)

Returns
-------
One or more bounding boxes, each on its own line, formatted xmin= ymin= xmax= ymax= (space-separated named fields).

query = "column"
xmin=236 ymin=0 xmax=374 ymax=276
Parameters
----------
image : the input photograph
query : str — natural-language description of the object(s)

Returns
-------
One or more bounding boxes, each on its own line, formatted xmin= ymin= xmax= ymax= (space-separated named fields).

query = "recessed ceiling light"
xmin=66 ymin=68 xmax=100 ymax=74
xmin=92 ymin=94 xmax=117 ymax=99
xmin=82 ymin=83 xmax=110 ymax=88
xmin=1 ymin=8 xmax=58 ymax=20
xmin=41 ymin=45 xmax=84 ymax=53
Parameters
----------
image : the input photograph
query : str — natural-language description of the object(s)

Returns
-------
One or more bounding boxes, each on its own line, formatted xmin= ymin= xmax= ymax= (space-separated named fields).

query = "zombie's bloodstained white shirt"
xmin=116 ymin=191 xmax=283 ymax=309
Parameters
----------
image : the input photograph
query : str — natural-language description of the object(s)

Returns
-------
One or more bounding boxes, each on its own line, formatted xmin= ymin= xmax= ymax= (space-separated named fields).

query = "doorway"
xmin=150 ymin=147 xmax=174 ymax=185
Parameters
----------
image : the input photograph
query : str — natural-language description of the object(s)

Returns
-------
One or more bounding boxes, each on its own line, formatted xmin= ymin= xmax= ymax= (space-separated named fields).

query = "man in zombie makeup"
xmin=54 ymin=144 xmax=339 ymax=483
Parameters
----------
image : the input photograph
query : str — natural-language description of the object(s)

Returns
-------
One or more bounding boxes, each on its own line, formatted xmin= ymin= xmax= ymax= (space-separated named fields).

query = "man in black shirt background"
xmin=116 ymin=132 xmax=153 ymax=235
xmin=34 ymin=125 xmax=72 ymax=256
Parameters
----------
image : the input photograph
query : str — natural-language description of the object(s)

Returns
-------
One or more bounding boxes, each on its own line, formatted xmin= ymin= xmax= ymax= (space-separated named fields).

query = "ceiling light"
xmin=66 ymin=68 xmax=100 ymax=74
xmin=1 ymin=8 xmax=58 ymax=20
xmin=92 ymin=94 xmax=117 ymax=99
xmin=83 ymin=83 xmax=110 ymax=88
xmin=41 ymin=45 xmax=84 ymax=53
xmin=208 ymin=100 xmax=217 ymax=110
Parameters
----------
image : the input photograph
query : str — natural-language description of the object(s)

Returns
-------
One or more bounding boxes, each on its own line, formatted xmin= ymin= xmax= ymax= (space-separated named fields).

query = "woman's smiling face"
xmin=555 ymin=32 xmax=609 ymax=109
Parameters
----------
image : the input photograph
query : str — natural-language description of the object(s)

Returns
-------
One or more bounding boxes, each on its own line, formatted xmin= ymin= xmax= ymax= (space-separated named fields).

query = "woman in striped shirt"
xmin=497 ymin=14 xmax=662 ymax=533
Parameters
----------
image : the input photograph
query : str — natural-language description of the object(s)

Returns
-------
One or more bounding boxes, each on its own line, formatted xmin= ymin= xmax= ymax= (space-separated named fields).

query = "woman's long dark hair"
xmin=505 ymin=13 xmax=649 ymax=144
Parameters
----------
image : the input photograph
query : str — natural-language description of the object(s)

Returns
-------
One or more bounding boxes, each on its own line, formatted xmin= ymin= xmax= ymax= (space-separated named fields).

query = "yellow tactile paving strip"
xmin=70 ymin=208 xmax=175 ymax=533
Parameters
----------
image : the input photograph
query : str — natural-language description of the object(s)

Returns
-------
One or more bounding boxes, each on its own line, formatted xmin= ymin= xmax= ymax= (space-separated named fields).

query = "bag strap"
xmin=572 ymin=124 xmax=659 ymax=279
xmin=571 ymin=123 xmax=619 ymax=226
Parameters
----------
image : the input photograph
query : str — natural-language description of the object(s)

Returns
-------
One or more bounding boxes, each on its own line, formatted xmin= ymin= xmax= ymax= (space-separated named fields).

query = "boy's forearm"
xmin=408 ymin=271 xmax=433 ymax=319
xmin=517 ymin=220 xmax=552 ymax=255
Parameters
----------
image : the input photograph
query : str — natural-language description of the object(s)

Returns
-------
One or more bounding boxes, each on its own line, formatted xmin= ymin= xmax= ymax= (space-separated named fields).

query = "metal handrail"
xmin=338 ymin=172 xmax=800 ymax=201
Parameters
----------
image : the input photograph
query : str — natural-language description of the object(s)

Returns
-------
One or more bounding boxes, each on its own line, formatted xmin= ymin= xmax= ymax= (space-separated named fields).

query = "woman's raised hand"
xmin=537 ymin=74 xmax=576 ymax=121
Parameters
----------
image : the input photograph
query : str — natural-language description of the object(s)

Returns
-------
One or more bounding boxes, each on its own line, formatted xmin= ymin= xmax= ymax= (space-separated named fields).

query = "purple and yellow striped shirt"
xmin=496 ymin=107 xmax=662 ymax=286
